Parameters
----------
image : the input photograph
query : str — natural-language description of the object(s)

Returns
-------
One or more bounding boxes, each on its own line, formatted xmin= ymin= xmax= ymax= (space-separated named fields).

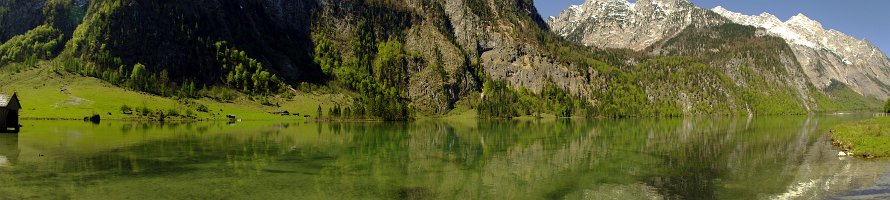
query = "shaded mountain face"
xmin=712 ymin=7 xmax=890 ymax=99
xmin=0 ymin=0 xmax=89 ymax=42
xmin=548 ymin=0 xmax=890 ymax=100
xmin=0 ymin=0 xmax=50 ymax=41
xmin=63 ymin=0 xmax=320 ymax=83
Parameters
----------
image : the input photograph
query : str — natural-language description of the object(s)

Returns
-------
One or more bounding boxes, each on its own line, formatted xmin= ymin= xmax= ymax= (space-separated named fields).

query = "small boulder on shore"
xmin=83 ymin=114 xmax=100 ymax=124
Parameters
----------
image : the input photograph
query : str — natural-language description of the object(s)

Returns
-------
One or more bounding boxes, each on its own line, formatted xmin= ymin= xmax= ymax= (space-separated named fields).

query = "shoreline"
xmin=830 ymin=116 xmax=890 ymax=159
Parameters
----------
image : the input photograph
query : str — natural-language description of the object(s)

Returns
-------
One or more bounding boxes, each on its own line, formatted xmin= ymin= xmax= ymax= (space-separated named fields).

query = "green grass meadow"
xmin=831 ymin=116 xmax=890 ymax=158
xmin=0 ymin=61 xmax=345 ymax=121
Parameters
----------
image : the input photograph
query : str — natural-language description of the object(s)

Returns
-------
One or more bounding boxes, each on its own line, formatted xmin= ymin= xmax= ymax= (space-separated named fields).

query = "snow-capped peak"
xmin=786 ymin=13 xmax=823 ymax=30
xmin=711 ymin=7 xmax=889 ymax=71
xmin=558 ymin=4 xmax=587 ymax=21
xmin=569 ymin=4 xmax=582 ymax=12
xmin=568 ymin=4 xmax=583 ymax=15
xmin=710 ymin=8 xmax=818 ymax=48
xmin=553 ymin=1 xmax=890 ymax=99
xmin=548 ymin=0 xmax=700 ymax=51
xmin=789 ymin=13 xmax=812 ymax=22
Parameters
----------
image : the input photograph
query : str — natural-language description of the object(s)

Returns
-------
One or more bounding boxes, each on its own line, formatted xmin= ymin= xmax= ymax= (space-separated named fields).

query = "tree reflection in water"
xmin=0 ymin=115 xmax=886 ymax=199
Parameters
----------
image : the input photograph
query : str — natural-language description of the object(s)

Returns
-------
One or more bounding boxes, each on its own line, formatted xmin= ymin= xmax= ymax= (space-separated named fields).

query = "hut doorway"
xmin=5 ymin=110 xmax=17 ymax=132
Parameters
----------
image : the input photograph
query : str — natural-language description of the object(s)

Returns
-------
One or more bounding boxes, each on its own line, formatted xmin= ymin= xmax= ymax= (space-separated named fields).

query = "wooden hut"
xmin=0 ymin=93 xmax=21 ymax=133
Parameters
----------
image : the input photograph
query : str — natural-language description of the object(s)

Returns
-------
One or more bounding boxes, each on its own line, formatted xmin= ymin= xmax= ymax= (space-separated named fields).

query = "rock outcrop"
xmin=547 ymin=0 xmax=722 ymax=51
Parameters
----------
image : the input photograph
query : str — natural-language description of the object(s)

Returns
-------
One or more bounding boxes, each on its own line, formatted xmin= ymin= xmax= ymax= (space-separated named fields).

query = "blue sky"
xmin=535 ymin=0 xmax=890 ymax=54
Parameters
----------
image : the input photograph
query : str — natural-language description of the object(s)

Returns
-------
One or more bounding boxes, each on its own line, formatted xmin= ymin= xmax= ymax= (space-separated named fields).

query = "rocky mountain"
xmin=548 ymin=0 xmax=831 ymax=113
xmin=548 ymin=0 xmax=890 ymax=100
xmin=546 ymin=0 xmax=722 ymax=51
xmin=712 ymin=7 xmax=890 ymax=99
xmin=0 ymin=0 xmax=882 ymax=119
xmin=1 ymin=0 xmax=622 ymax=118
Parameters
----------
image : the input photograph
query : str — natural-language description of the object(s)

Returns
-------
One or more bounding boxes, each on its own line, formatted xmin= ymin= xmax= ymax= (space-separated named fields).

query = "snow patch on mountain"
xmin=547 ymin=0 xmax=709 ymax=51
xmin=711 ymin=6 xmax=890 ymax=98
xmin=711 ymin=7 xmax=818 ymax=48
xmin=549 ymin=0 xmax=890 ymax=99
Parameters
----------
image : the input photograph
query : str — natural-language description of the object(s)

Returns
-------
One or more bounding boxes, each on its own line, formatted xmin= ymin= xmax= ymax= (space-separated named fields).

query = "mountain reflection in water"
xmin=0 ymin=115 xmax=887 ymax=199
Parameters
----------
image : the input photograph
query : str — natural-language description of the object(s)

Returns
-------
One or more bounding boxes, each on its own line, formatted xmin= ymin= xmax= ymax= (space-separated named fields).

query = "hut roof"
xmin=0 ymin=93 xmax=18 ymax=108
xmin=0 ymin=94 xmax=10 ymax=107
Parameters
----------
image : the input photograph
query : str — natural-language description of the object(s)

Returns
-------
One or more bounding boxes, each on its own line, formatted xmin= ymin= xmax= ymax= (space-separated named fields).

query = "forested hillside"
xmin=0 ymin=0 xmax=880 ymax=120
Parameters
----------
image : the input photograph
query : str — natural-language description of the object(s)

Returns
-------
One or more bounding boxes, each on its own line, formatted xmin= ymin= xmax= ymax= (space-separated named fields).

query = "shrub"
xmin=166 ymin=108 xmax=180 ymax=117
xmin=139 ymin=106 xmax=151 ymax=116
xmin=184 ymin=109 xmax=195 ymax=118
xmin=196 ymin=104 xmax=209 ymax=112
xmin=120 ymin=105 xmax=132 ymax=114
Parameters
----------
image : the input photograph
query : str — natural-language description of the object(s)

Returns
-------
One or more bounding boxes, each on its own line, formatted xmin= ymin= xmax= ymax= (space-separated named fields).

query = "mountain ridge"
xmin=0 ymin=0 xmax=883 ymax=120
xmin=548 ymin=0 xmax=890 ymax=100
xmin=546 ymin=0 xmax=716 ymax=51
xmin=710 ymin=6 xmax=890 ymax=99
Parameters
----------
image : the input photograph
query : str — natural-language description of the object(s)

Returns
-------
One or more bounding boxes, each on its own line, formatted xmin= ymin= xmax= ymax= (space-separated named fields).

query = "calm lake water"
xmin=1 ymin=115 xmax=889 ymax=199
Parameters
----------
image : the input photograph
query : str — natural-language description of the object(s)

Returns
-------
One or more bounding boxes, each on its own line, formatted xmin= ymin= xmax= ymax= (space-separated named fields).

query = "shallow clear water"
xmin=0 ymin=115 xmax=888 ymax=199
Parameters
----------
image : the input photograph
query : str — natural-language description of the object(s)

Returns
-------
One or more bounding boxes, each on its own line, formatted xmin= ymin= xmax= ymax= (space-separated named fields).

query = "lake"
xmin=1 ymin=115 xmax=888 ymax=199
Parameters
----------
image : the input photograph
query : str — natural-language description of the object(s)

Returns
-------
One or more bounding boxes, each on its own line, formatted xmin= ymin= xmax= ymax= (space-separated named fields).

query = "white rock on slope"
xmin=546 ymin=0 xmax=710 ymax=51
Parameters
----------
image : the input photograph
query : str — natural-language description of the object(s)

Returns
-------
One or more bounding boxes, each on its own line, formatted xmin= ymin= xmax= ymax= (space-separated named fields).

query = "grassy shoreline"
xmin=4 ymin=61 xmax=883 ymax=123
xmin=830 ymin=116 xmax=890 ymax=158
xmin=0 ymin=62 xmax=598 ymax=122
xmin=0 ymin=62 xmax=350 ymax=122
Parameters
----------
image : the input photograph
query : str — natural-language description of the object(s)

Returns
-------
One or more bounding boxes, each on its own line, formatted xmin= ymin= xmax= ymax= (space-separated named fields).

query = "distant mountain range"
xmin=548 ymin=0 xmax=890 ymax=100
xmin=711 ymin=6 xmax=890 ymax=99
